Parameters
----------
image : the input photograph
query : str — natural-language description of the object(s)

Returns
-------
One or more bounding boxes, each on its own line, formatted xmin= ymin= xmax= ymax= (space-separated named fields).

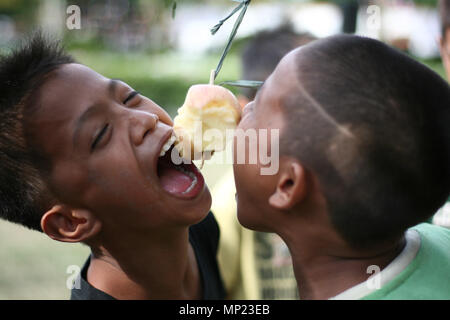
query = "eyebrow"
xmin=109 ymin=78 xmax=120 ymax=97
xmin=111 ymin=78 xmax=139 ymax=104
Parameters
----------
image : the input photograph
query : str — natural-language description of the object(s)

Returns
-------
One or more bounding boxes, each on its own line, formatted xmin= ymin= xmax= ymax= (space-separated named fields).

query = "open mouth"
xmin=156 ymin=134 xmax=205 ymax=199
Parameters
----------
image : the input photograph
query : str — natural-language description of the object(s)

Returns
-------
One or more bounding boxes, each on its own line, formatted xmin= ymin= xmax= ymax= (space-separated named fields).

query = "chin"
xmin=192 ymin=187 xmax=212 ymax=223
xmin=236 ymin=205 xmax=269 ymax=232
xmin=172 ymin=186 xmax=212 ymax=226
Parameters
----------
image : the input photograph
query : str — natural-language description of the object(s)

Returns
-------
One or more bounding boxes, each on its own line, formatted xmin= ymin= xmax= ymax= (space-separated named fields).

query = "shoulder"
xmin=366 ymin=224 xmax=450 ymax=299
xmin=402 ymin=224 xmax=450 ymax=298
xmin=412 ymin=223 xmax=450 ymax=265
xmin=189 ymin=212 xmax=226 ymax=299
xmin=413 ymin=222 xmax=450 ymax=244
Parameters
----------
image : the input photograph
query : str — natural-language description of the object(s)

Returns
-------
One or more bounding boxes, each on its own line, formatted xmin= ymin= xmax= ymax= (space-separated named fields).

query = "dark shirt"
xmin=71 ymin=212 xmax=225 ymax=300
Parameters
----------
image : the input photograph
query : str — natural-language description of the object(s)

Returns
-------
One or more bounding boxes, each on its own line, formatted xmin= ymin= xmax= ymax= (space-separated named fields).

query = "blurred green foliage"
xmin=70 ymin=49 xmax=241 ymax=116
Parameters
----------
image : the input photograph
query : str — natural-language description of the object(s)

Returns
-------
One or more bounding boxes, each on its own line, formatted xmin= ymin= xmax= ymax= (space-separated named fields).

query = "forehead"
xmin=256 ymin=49 xmax=300 ymax=113
xmin=27 ymin=64 xmax=111 ymax=156
xmin=38 ymin=63 xmax=109 ymax=112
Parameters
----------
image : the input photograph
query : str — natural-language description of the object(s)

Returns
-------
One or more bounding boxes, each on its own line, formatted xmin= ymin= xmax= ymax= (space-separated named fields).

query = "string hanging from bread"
xmin=172 ymin=0 xmax=254 ymax=169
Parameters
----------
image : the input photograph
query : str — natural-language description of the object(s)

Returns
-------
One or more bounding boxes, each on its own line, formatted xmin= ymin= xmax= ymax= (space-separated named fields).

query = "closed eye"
xmin=123 ymin=91 xmax=139 ymax=104
xmin=91 ymin=123 xmax=109 ymax=151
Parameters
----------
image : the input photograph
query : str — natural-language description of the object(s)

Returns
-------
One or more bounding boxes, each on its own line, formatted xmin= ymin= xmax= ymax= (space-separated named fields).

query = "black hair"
xmin=241 ymin=25 xmax=315 ymax=100
xmin=281 ymin=35 xmax=450 ymax=249
xmin=0 ymin=32 xmax=75 ymax=232
xmin=440 ymin=0 xmax=450 ymax=39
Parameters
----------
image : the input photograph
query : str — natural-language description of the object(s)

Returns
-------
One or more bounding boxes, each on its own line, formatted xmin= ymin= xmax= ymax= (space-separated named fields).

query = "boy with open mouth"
xmin=0 ymin=33 xmax=225 ymax=300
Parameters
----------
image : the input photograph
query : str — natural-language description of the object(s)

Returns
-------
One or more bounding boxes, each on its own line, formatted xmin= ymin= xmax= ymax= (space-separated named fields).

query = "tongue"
xmin=159 ymin=165 xmax=194 ymax=194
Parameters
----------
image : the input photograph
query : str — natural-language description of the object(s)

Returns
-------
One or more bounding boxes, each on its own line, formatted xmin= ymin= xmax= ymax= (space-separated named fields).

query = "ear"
xmin=268 ymin=160 xmax=307 ymax=210
xmin=41 ymin=205 xmax=102 ymax=243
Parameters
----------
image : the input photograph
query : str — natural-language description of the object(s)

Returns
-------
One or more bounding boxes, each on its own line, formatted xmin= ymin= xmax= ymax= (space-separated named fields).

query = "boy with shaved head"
xmin=233 ymin=34 xmax=450 ymax=299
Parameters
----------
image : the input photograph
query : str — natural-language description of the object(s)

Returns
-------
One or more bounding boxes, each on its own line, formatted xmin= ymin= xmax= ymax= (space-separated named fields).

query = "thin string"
xmin=210 ymin=0 xmax=251 ymax=81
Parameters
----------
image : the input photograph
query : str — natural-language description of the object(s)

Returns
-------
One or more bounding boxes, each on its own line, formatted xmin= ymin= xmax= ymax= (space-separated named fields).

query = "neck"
xmin=279 ymin=224 xmax=405 ymax=300
xmin=87 ymin=226 xmax=201 ymax=299
xmin=273 ymin=186 xmax=406 ymax=300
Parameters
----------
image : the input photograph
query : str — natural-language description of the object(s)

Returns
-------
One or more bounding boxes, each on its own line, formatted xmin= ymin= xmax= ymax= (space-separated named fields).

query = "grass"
xmin=0 ymin=48 xmax=446 ymax=300
xmin=0 ymin=221 xmax=89 ymax=299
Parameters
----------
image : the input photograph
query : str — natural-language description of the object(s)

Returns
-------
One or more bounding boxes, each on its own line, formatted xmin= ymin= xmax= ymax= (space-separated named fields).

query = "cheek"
xmin=82 ymin=169 xmax=164 ymax=229
xmin=83 ymin=151 xmax=152 ymax=215
xmin=89 ymin=159 xmax=156 ymax=203
xmin=83 ymin=170 xmax=134 ymax=215
xmin=233 ymin=162 xmax=267 ymax=228
xmin=233 ymin=115 xmax=258 ymax=164
xmin=49 ymin=160 xmax=90 ymax=206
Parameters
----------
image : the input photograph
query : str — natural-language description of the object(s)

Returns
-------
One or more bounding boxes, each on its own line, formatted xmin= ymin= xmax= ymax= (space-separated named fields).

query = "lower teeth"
xmin=183 ymin=178 xmax=197 ymax=194
xmin=174 ymin=165 xmax=198 ymax=194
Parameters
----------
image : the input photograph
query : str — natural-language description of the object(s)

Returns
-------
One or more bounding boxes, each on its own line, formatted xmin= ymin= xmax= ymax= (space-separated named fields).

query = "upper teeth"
xmin=159 ymin=134 xmax=177 ymax=157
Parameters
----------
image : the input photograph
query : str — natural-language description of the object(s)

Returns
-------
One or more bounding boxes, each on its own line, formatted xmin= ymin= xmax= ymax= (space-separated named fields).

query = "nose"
xmin=129 ymin=110 xmax=159 ymax=146
xmin=243 ymin=101 xmax=254 ymax=111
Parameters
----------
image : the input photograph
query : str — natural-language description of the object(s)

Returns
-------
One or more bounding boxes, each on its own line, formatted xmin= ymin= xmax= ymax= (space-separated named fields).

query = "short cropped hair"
xmin=0 ymin=32 xmax=74 ymax=231
xmin=281 ymin=35 xmax=450 ymax=248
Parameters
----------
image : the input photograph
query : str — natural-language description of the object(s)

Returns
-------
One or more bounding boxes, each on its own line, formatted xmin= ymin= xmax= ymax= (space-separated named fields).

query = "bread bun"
xmin=173 ymin=84 xmax=241 ymax=161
